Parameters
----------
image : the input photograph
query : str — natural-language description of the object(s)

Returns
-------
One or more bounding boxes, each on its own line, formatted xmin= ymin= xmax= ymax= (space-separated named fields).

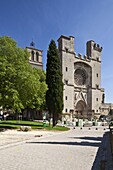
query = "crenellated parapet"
xmin=87 ymin=40 xmax=103 ymax=60
xmin=75 ymin=53 xmax=91 ymax=62
xmin=93 ymin=43 xmax=103 ymax=52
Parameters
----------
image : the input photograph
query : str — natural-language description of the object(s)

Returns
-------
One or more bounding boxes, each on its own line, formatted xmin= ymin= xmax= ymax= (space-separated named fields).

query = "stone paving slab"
xmin=0 ymin=126 xmax=110 ymax=170
xmin=0 ymin=126 xmax=107 ymax=147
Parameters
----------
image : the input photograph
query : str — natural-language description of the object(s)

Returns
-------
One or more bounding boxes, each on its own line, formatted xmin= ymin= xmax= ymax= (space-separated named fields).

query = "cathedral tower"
xmin=58 ymin=35 xmax=104 ymax=121
xmin=26 ymin=41 xmax=43 ymax=70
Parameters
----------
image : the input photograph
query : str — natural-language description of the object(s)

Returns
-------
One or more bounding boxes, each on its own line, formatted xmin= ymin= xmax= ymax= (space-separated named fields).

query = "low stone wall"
xmin=109 ymin=126 xmax=113 ymax=156
xmin=92 ymin=130 xmax=113 ymax=170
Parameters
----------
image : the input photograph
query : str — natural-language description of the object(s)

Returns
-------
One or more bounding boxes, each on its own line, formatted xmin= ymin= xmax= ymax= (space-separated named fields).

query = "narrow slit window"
xmin=36 ymin=52 xmax=39 ymax=62
xmin=31 ymin=51 xmax=34 ymax=61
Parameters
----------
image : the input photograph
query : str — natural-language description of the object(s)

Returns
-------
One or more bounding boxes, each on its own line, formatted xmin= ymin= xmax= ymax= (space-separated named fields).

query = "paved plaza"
xmin=0 ymin=127 xmax=112 ymax=170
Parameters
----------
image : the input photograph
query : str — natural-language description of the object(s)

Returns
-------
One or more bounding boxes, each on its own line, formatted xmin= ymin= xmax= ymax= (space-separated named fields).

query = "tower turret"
xmin=86 ymin=40 xmax=103 ymax=61
xmin=58 ymin=35 xmax=75 ymax=53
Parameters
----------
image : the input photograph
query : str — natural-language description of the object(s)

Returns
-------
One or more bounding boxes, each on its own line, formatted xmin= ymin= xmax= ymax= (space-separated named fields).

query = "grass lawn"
xmin=0 ymin=120 xmax=69 ymax=131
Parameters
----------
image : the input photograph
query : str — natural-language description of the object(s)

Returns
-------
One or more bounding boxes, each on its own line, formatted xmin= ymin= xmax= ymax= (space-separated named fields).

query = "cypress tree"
xmin=46 ymin=40 xmax=63 ymax=127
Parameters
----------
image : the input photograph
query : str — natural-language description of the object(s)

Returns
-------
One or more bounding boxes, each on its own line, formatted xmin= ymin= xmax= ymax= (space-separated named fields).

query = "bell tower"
xmin=86 ymin=40 xmax=104 ymax=117
xmin=26 ymin=41 xmax=43 ymax=70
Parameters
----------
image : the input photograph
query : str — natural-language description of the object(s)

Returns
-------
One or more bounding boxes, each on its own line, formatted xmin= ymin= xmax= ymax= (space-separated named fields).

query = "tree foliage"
xmin=0 ymin=36 xmax=47 ymax=114
xmin=46 ymin=40 xmax=63 ymax=126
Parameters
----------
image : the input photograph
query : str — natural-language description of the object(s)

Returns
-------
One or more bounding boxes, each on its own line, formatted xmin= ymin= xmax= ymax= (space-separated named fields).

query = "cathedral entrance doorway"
xmin=75 ymin=100 xmax=87 ymax=119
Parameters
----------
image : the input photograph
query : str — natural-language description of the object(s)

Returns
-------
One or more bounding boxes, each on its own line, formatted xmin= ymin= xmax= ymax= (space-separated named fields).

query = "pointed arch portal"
xmin=75 ymin=100 xmax=87 ymax=118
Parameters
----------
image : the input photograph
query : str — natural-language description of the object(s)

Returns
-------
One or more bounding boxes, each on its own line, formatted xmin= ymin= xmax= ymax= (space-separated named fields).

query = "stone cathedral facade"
xmin=25 ymin=36 xmax=113 ymax=121
xmin=58 ymin=35 xmax=110 ymax=121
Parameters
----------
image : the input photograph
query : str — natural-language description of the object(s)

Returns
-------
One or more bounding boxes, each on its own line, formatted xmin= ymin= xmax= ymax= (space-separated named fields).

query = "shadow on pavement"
xmin=91 ymin=132 xmax=113 ymax=170
xmin=69 ymin=136 xmax=102 ymax=141
xmin=27 ymin=140 xmax=101 ymax=147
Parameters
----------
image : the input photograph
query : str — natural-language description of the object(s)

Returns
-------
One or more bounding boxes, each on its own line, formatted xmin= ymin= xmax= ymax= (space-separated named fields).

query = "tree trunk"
xmin=52 ymin=113 xmax=58 ymax=127
xmin=53 ymin=114 xmax=56 ymax=127
xmin=26 ymin=108 xmax=31 ymax=120
xmin=49 ymin=113 xmax=51 ymax=127
xmin=15 ymin=109 xmax=18 ymax=120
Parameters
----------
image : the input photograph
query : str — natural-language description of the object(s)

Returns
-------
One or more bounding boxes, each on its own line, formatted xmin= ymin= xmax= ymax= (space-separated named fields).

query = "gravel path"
xmin=0 ymin=129 xmax=57 ymax=148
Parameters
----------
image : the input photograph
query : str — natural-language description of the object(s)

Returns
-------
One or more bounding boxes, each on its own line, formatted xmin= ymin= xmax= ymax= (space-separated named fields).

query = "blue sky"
xmin=0 ymin=0 xmax=113 ymax=103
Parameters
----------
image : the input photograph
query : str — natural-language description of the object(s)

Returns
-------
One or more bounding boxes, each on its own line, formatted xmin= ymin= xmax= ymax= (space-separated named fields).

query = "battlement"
xmin=58 ymin=35 xmax=102 ymax=62
xmin=86 ymin=40 xmax=103 ymax=60
xmin=93 ymin=43 xmax=103 ymax=52
xmin=75 ymin=53 xmax=91 ymax=62
xmin=87 ymin=40 xmax=103 ymax=53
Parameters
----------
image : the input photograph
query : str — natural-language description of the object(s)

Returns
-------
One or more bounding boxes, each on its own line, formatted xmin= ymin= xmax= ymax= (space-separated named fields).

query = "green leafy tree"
xmin=0 ymin=36 xmax=26 ymax=113
xmin=0 ymin=36 xmax=47 ymax=116
xmin=46 ymin=40 xmax=63 ymax=127
xmin=27 ymin=68 xmax=47 ymax=111
xmin=35 ymin=69 xmax=47 ymax=110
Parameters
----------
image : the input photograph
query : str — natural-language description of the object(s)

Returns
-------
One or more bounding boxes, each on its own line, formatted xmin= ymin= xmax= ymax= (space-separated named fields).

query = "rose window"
xmin=74 ymin=68 xmax=87 ymax=86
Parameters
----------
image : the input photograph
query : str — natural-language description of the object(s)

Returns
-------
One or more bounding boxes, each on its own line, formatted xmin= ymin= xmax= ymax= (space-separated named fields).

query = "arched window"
xmin=36 ymin=52 xmax=39 ymax=62
xmin=31 ymin=51 xmax=34 ymax=61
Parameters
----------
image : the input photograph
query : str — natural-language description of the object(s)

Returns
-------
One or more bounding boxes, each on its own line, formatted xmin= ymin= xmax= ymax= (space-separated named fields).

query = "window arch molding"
xmin=31 ymin=50 xmax=35 ymax=61
xmin=36 ymin=51 xmax=39 ymax=62
xmin=74 ymin=62 xmax=92 ymax=87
